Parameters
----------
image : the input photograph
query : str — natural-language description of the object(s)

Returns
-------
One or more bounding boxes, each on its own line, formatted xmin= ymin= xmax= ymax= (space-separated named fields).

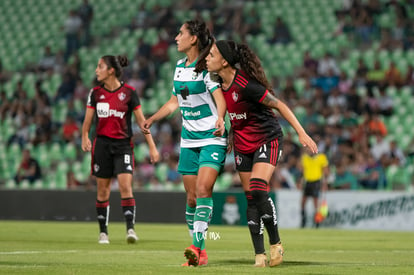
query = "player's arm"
xmin=261 ymin=92 xmax=318 ymax=154
xmin=143 ymin=95 xmax=179 ymax=129
xmin=211 ymin=88 xmax=226 ymax=136
xmin=134 ymin=108 xmax=160 ymax=164
xmin=81 ymin=108 xmax=95 ymax=152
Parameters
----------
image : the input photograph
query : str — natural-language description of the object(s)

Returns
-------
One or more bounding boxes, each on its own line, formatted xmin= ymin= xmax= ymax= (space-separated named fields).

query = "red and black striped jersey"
xmin=223 ymin=70 xmax=283 ymax=154
xmin=87 ymin=83 xmax=141 ymax=139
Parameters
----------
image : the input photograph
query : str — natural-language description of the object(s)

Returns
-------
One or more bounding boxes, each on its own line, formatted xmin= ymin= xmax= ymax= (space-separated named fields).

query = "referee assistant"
xmin=299 ymin=151 xmax=329 ymax=228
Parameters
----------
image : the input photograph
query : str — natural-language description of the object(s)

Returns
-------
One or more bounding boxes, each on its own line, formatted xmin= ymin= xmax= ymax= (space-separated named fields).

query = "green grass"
xmin=0 ymin=221 xmax=413 ymax=274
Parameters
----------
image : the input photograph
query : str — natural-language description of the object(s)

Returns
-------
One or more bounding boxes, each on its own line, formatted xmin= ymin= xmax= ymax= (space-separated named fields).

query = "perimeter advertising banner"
xmin=276 ymin=190 xmax=414 ymax=231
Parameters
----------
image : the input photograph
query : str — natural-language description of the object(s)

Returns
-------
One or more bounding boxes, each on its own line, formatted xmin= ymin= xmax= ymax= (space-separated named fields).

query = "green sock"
xmin=193 ymin=197 xmax=213 ymax=250
xmin=185 ymin=204 xmax=196 ymax=236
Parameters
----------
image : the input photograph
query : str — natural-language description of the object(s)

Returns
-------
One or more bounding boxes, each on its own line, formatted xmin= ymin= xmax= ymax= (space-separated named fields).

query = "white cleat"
xmin=126 ymin=229 xmax=138 ymax=244
xmin=98 ymin=232 xmax=109 ymax=244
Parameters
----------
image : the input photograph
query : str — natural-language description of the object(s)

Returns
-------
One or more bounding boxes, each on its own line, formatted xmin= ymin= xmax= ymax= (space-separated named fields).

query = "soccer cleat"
xmin=98 ymin=232 xmax=109 ymax=244
xmin=269 ymin=243 xmax=284 ymax=267
xmin=198 ymin=249 xmax=208 ymax=266
xmin=184 ymin=245 xmax=200 ymax=266
xmin=254 ymin=253 xmax=268 ymax=267
xmin=182 ymin=249 xmax=207 ymax=267
xmin=126 ymin=229 xmax=138 ymax=244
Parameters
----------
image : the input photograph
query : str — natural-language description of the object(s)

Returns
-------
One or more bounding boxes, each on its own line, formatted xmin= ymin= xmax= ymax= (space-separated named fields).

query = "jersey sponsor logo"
xmin=229 ymin=112 xmax=247 ymax=120
xmin=183 ymin=110 xmax=201 ymax=117
xmin=179 ymin=85 xmax=190 ymax=100
xmin=232 ymin=91 xmax=238 ymax=102
xmin=235 ymin=154 xmax=242 ymax=165
xmin=96 ymin=102 xmax=125 ymax=119
xmin=118 ymin=92 xmax=126 ymax=101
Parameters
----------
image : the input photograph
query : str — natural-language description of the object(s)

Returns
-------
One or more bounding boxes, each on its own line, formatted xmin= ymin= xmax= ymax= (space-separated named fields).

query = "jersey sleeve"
xmin=130 ymin=89 xmax=141 ymax=110
xmin=204 ymin=71 xmax=220 ymax=94
xmin=86 ymin=88 xmax=95 ymax=109
xmin=244 ymin=80 xmax=268 ymax=103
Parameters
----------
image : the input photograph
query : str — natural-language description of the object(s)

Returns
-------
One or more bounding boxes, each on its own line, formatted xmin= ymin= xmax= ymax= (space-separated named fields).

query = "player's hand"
xmin=299 ymin=133 xmax=318 ymax=154
xmin=82 ymin=138 xmax=92 ymax=152
xmin=143 ymin=118 xmax=153 ymax=130
xmin=213 ymin=117 xmax=225 ymax=137
xmin=149 ymin=148 xmax=160 ymax=164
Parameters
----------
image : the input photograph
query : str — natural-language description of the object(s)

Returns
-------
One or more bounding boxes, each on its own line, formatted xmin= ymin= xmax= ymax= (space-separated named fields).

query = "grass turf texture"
xmin=0 ymin=221 xmax=413 ymax=274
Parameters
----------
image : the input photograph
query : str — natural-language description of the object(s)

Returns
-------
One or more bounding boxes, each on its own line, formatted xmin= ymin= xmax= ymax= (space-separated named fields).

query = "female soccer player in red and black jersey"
xmin=206 ymin=40 xmax=318 ymax=267
xmin=81 ymin=55 xmax=159 ymax=244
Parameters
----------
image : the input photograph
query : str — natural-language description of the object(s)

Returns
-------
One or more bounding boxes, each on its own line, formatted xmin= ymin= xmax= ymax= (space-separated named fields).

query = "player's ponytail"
xmin=217 ymin=40 xmax=273 ymax=94
xmin=101 ymin=55 xmax=129 ymax=79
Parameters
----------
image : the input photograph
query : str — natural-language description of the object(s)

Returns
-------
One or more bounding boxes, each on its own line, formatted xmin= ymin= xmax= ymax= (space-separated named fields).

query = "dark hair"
xmin=101 ymin=55 xmax=129 ymax=79
xmin=216 ymin=40 xmax=273 ymax=93
xmin=184 ymin=19 xmax=215 ymax=73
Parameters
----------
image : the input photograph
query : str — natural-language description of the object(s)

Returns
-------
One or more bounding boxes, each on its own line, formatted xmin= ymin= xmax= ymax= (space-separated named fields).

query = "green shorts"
xmin=178 ymin=145 xmax=227 ymax=175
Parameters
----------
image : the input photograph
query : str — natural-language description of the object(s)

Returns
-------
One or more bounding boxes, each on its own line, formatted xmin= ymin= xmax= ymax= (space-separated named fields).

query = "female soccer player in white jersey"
xmin=206 ymin=40 xmax=318 ymax=267
xmin=143 ymin=20 xmax=227 ymax=266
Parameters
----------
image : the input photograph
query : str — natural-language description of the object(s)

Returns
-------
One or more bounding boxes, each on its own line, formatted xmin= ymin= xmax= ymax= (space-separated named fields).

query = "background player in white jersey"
xmin=144 ymin=20 xmax=227 ymax=266
xmin=81 ymin=55 xmax=159 ymax=244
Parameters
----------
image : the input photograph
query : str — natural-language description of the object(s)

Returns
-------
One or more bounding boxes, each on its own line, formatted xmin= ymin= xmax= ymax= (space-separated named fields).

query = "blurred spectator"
xmin=37 ymin=46 xmax=56 ymax=73
xmin=62 ymin=116 xmax=80 ymax=143
xmin=78 ymin=0 xmax=94 ymax=46
xmin=389 ymin=140 xmax=406 ymax=166
xmin=384 ymin=61 xmax=403 ymax=87
xmin=338 ymin=71 xmax=353 ymax=94
xmin=300 ymin=51 xmax=319 ymax=78
xmin=67 ymin=170 xmax=81 ymax=190
xmin=14 ymin=149 xmax=42 ymax=186
xmin=63 ymin=9 xmax=82 ymax=62
xmin=317 ymin=52 xmax=340 ymax=76
xmin=370 ymin=133 xmax=391 ymax=161
xmin=367 ymin=112 xmax=387 ymax=137
xmin=54 ymin=70 xmax=77 ymax=103
xmin=269 ymin=17 xmax=292 ymax=45
xmin=354 ymin=58 xmax=369 ymax=87
xmin=377 ymin=88 xmax=394 ymax=116
xmin=365 ymin=60 xmax=385 ymax=91
xmin=358 ymin=153 xmax=386 ymax=189
xmin=166 ymin=154 xmax=181 ymax=184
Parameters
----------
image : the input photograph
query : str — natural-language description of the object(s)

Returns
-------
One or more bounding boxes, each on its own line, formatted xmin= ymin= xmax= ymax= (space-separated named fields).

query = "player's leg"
xmin=96 ymin=177 xmax=111 ymax=244
xmin=117 ymin=172 xmax=138 ymax=243
xmin=239 ymin=172 xmax=267 ymax=267
xmin=114 ymin=145 xmax=137 ymax=243
xmin=178 ymin=148 xmax=198 ymax=238
xmin=250 ymin=163 xmax=284 ymax=266
xmin=93 ymin=137 xmax=113 ymax=244
xmin=184 ymin=145 xmax=226 ymax=266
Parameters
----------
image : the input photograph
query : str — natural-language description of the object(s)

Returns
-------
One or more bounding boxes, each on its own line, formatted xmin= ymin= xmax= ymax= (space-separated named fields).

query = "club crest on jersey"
xmin=235 ymin=154 xmax=242 ymax=166
xmin=118 ymin=92 xmax=126 ymax=101
xmin=232 ymin=91 xmax=238 ymax=102
xmin=192 ymin=72 xmax=198 ymax=80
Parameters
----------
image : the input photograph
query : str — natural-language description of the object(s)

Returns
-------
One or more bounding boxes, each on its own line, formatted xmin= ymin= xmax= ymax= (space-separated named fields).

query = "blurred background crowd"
xmin=1 ymin=0 xmax=414 ymax=192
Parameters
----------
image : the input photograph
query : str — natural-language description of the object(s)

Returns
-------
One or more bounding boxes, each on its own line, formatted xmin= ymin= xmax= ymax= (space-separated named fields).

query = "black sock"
xmin=301 ymin=209 xmax=306 ymax=228
xmin=96 ymin=200 xmax=109 ymax=234
xmin=121 ymin=197 xmax=136 ymax=231
xmin=250 ymin=178 xmax=280 ymax=245
xmin=245 ymin=191 xmax=265 ymax=254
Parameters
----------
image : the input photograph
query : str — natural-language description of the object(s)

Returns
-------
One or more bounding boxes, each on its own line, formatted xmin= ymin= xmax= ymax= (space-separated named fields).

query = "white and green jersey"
xmin=172 ymin=57 xmax=227 ymax=148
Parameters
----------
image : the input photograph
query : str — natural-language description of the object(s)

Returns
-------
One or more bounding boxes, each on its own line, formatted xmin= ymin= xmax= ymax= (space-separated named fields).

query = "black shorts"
xmin=304 ymin=180 xmax=321 ymax=198
xmin=92 ymin=136 xmax=134 ymax=178
xmin=234 ymin=138 xmax=283 ymax=172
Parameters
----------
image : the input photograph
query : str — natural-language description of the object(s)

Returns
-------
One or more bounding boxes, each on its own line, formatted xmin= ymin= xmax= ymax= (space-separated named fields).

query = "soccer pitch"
xmin=0 ymin=221 xmax=412 ymax=274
